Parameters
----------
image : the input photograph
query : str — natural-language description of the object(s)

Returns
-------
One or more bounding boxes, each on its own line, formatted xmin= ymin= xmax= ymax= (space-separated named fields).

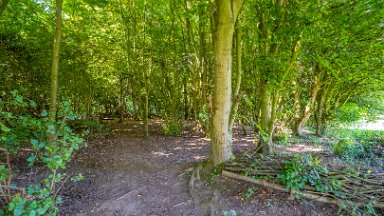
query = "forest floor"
xmin=59 ymin=119 xmax=336 ymax=216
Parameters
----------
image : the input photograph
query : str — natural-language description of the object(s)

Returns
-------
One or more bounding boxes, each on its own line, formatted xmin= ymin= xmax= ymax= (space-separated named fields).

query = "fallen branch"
xmin=222 ymin=170 xmax=384 ymax=208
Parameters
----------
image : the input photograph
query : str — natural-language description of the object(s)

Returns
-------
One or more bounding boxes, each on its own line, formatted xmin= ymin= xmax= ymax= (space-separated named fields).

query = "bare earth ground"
xmin=59 ymin=120 xmax=336 ymax=216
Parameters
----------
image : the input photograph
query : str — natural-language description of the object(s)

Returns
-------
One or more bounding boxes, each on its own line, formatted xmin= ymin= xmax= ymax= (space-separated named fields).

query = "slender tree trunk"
xmin=259 ymin=77 xmax=272 ymax=154
xmin=295 ymin=70 xmax=322 ymax=136
xmin=316 ymin=86 xmax=328 ymax=136
xmin=210 ymin=0 xmax=244 ymax=165
xmin=269 ymin=89 xmax=279 ymax=141
xmin=87 ymin=80 xmax=92 ymax=117
xmin=142 ymin=0 xmax=149 ymax=137
xmin=143 ymin=87 xmax=149 ymax=137
xmin=49 ymin=0 xmax=63 ymax=123
xmin=119 ymin=77 xmax=124 ymax=123
xmin=199 ymin=2 xmax=208 ymax=116
xmin=0 ymin=0 xmax=10 ymax=17
xmin=229 ymin=24 xmax=242 ymax=131
xmin=183 ymin=73 xmax=188 ymax=120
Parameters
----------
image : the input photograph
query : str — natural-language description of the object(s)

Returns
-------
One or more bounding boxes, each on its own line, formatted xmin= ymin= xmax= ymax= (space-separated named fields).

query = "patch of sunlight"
xmin=151 ymin=151 xmax=172 ymax=157
xmin=239 ymin=137 xmax=255 ymax=142
xmin=199 ymin=137 xmax=211 ymax=141
xmin=193 ymin=155 xmax=207 ymax=160
xmin=351 ymin=119 xmax=384 ymax=131
xmin=112 ymin=129 xmax=132 ymax=132
xmin=284 ymin=144 xmax=324 ymax=153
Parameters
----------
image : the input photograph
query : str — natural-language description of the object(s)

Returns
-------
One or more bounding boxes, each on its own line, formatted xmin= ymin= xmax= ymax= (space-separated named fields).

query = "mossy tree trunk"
xmin=295 ymin=66 xmax=322 ymax=136
xmin=210 ymin=0 xmax=244 ymax=166
xmin=49 ymin=0 xmax=63 ymax=123
xmin=259 ymin=77 xmax=272 ymax=154
xmin=229 ymin=24 xmax=242 ymax=131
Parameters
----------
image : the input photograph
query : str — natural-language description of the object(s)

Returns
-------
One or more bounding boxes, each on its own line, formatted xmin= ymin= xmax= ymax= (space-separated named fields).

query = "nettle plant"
xmin=0 ymin=91 xmax=86 ymax=216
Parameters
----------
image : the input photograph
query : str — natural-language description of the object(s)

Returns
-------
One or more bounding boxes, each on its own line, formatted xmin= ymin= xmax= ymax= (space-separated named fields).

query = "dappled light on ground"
xmin=151 ymin=150 xmax=173 ymax=157
xmin=282 ymin=144 xmax=324 ymax=153
xmin=352 ymin=119 xmax=384 ymax=131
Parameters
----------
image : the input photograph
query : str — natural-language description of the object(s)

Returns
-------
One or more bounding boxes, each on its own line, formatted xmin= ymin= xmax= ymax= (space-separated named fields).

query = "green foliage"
xmin=162 ymin=121 xmax=182 ymax=136
xmin=327 ymin=128 xmax=383 ymax=163
xmin=222 ymin=210 xmax=237 ymax=216
xmin=277 ymin=154 xmax=340 ymax=193
xmin=335 ymin=103 xmax=364 ymax=124
xmin=8 ymin=192 xmax=57 ymax=216
xmin=327 ymin=128 xmax=384 ymax=144
xmin=74 ymin=119 xmax=110 ymax=135
xmin=332 ymin=138 xmax=379 ymax=163
xmin=197 ymin=106 xmax=210 ymax=134
xmin=356 ymin=92 xmax=384 ymax=122
xmin=0 ymin=92 xmax=85 ymax=215
xmin=274 ymin=131 xmax=289 ymax=146
xmin=242 ymin=187 xmax=255 ymax=199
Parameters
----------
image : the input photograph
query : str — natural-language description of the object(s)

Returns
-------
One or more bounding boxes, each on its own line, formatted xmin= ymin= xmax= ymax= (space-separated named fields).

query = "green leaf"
xmin=29 ymin=210 xmax=36 ymax=216
xmin=31 ymin=139 xmax=39 ymax=146
xmin=15 ymin=95 xmax=24 ymax=103
xmin=29 ymin=100 xmax=37 ymax=109
xmin=37 ymin=207 xmax=47 ymax=215
xmin=27 ymin=155 xmax=35 ymax=164
xmin=1 ymin=125 xmax=10 ymax=132
xmin=41 ymin=110 xmax=48 ymax=117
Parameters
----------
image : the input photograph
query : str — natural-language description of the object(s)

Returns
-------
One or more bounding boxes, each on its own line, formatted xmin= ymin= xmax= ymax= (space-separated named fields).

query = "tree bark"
xmin=49 ymin=0 xmax=63 ymax=123
xmin=119 ymin=77 xmax=124 ymax=123
xmin=295 ymin=69 xmax=322 ymax=136
xmin=142 ymin=0 xmax=149 ymax=137
xmin=210 ymin=0 xmax=244 ymax=165
xmin=316 ymin=85 xmax=328 ymax=136
xmin=229 ymin=24 xmax=242 ymax=131
xmin=259 ymin=77 xmax=272 ymax=154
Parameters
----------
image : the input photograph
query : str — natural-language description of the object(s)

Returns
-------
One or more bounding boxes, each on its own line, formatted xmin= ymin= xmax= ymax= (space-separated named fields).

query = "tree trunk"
xmin=316 ymin=86 xmax=328 ymax=136
xmin=142 ymin=0 xmax=149 ymax=138
xmin=229 ymin=24 xmax=242 ymax=131
xmin=259 ymin=77 xmax=272 ymax=154
xmin=210 ymin=0 xmax=244 ymax=166
xmin=49 ymin=0 xmax=63 ymax=123
xmin=119 ymin=77 xmax=124 ymax=123
xmin=295 ymin=70 xmax=322 ymax=136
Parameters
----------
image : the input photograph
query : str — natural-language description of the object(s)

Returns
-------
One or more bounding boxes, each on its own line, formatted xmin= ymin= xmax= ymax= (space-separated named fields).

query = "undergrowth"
xmin=0 ymin=91 xmax=86 ymax=215
xmin=327 ymin=128 xmax=383 ymax=165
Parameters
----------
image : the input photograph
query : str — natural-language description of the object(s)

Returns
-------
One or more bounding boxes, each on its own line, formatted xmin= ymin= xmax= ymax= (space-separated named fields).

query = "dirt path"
xmin=60 ymin=121 xmax=335 ymax=216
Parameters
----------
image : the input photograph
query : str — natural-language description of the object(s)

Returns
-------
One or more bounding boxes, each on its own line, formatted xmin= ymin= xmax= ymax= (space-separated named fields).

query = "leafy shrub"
xmin=277 ymin=154 xmax=340 ymax=193
xmin=242 ymin=187 xmax=255 ymax=199
xmin=335 ymin=103 xmax=363 ymax=124
xmin=327 ymin=128 xmax=383 ymax=164
xmin=0 ymin=91 xmax=86 ymax=215
xmin=332 ymin=138 xmax=354 ymax=156
xmin=162 ymin=120 xmax=182 ymax=135
xmin=78 ymin=118 xmax=111 ymax=135
xmin=327 ymin=127 xmax=384 ymax=142
xmin=274 ymin=131 xmax=289 ymax=145
xmin=332 ymin=138 xmax=378 ymax=162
